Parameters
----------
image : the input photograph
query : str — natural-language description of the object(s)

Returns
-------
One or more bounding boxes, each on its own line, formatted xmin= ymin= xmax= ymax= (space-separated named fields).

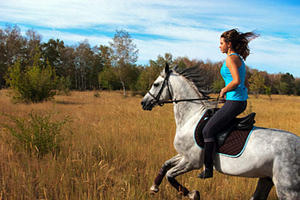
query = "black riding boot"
xmin=198 ymin=141 xmax=215 ymax=179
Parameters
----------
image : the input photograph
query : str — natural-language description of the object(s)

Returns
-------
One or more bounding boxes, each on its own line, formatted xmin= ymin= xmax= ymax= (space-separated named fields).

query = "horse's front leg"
xmin=150 ymin=154 xmax=182 ymax=193
xmin=165 ymin=158 xmax=200 ymax=200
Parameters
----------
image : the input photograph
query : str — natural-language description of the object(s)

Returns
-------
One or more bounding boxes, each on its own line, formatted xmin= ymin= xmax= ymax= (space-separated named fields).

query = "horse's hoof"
xmin=150 ymin=184 xmax=159 ymax=194
xmin=188 ymin=190 xmax=200 ymax=200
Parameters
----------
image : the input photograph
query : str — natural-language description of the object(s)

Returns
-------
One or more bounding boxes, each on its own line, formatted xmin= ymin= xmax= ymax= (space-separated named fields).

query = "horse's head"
xmin=141 ymin=63 xmax=173 ymax=111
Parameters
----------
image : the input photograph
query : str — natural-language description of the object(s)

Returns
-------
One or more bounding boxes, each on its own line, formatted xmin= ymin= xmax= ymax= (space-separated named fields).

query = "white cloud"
xmin=1 ymin=0 xmax=300 ymax=76
xmin=36 ymin=29 xmax=111 ymax=47
xmin=246 ymin=35 xmax=300 ymax=75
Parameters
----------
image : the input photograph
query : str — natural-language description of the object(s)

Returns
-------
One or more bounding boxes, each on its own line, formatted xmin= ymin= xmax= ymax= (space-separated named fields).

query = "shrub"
xmin=2 ymin=112 xmax=70 ymax=158
xmin=6 ymin=56 xmax=58 ymax=103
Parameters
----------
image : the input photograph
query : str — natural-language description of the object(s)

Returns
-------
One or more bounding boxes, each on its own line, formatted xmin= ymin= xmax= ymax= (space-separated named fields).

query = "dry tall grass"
xmin=0 ymin=90 xmax=299 ymax=200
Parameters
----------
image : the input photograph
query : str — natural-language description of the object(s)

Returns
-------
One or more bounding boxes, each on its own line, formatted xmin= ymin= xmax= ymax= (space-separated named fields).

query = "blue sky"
xmin=1 ymin=0 xmax=300 ymax=77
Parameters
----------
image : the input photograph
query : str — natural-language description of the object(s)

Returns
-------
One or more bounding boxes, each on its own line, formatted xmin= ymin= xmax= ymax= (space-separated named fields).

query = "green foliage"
xmin=136 ymin=61 xmax=164 ymax=95
xmin=212 ymin=78 xmax=224 ymax=93
xmin=1 ymin=25 xmax=300 ymax=96
xmin=2 ymin=112 xmax=70 ymax=158
xmin=279 ymin=73 xmax=295 ymax=95
xmin=98 ymin=66 xmax=121 ymax=90
xmin=295 ymin=79 xmax=300 ymax=95
xmin=110 ymin=30 xmax=139 ymax=96
xmin=136 ymin=69 xmax=151 ymax=95
xmin=249 ymin=71 xmax=266 ymax=97
xmin=265 ymin=86 xmax=272 ymax=100
xmin=6 ymin=53 xmax=57 ymax=103
xmin=123 ymin=64 xmax=141 ymax=91
xmin=56 ymin=76 xmax=71 ymax=95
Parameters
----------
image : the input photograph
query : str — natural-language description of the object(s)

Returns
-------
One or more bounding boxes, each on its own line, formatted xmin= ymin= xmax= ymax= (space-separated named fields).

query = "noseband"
xmin=147 ymin=70 xmax=173 ymax=106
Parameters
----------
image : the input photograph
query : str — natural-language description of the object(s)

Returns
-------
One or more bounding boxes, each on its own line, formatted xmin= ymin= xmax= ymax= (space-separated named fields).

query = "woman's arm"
xmin=220 ymin=56 xmax=241 ymax=98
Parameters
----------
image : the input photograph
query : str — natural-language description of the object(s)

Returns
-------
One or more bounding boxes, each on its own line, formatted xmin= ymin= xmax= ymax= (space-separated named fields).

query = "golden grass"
xmin=0 ymin=90 xmax=299 ymax=200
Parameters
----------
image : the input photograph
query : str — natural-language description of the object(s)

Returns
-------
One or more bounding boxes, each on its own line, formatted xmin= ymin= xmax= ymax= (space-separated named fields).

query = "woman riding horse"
xmin=199 ymin=29 xmax=259 ymax=179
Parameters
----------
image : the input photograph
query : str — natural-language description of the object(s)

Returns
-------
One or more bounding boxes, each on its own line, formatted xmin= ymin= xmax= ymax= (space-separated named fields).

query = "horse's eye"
xmin=153 ymin=83 xmax=159 ymax=87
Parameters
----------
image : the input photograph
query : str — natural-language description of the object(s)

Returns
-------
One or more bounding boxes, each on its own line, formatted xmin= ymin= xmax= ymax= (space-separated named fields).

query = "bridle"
xmin=147 ymin=70 xmax=218 ymax=106
xmin=147 ymin=70 xmax=173 ymax=106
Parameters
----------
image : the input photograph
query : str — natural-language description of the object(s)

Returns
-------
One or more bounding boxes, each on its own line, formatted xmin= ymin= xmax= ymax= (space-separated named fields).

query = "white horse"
xmin=141 ymin=64 xmax=300 ymax=200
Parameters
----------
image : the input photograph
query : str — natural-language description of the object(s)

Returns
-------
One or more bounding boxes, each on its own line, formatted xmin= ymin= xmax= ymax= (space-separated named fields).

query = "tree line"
xmin=1 ymin=25 xmax=300 ymax=101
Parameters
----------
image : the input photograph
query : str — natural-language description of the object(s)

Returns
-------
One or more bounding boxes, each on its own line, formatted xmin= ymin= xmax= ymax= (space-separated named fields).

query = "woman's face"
xmin=219 ymin=37 xmax=229 ymax=54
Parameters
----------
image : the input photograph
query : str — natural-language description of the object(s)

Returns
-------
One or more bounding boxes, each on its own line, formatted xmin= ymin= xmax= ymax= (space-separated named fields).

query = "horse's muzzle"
xmin=141 ymin=99 xmax=154 ymax=111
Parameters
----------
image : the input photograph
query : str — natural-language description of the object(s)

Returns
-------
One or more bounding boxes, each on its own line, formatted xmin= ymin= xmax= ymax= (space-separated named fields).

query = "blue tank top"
xmin=220 ymin=53 xmax=248 ymax=101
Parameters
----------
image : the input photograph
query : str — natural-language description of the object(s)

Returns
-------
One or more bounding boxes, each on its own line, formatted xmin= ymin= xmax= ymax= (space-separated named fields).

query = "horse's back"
xmin=251 ymin=127 xmax=299 ymax=149
xmin=216 ymin=127 xmax=300 ymax=178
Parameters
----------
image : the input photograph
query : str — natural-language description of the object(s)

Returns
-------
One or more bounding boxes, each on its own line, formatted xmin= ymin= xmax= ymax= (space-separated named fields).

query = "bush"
xmin=6 ymin=58 xmax=58 ymax=103
xmin=2 ymin=112 xmax=70 ymax=158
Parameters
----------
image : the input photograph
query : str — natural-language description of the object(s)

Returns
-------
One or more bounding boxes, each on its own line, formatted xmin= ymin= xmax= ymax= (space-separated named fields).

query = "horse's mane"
xmin=174 ymin=66 xmax=211 ymax=98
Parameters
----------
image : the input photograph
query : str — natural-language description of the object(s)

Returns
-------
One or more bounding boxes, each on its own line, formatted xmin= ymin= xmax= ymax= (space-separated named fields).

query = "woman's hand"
xmin=220 ymin=88 xmax=226 ymax=98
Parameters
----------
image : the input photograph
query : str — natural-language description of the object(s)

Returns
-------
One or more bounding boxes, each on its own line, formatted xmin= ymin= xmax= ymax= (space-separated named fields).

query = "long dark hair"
xmin=221 ymin=29 xmax=259 ymax=60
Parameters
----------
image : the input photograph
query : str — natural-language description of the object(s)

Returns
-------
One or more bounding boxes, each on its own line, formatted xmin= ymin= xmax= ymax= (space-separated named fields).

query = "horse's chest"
xmin=174 ymin=130 xmax=195 ymax=154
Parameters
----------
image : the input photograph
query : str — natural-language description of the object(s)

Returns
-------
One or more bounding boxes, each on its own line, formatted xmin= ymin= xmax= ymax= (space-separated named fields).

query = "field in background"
xmin=0 ymin=90 xmax=299 ymax=200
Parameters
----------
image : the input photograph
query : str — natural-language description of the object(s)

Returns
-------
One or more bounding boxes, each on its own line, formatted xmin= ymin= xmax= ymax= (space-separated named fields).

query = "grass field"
xmin=0 ymin=90 xmax=299 ymax=200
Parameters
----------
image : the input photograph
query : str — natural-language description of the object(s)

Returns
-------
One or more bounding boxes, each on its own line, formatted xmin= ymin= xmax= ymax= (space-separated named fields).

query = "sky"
xmin=1 ymin=0 xmax=300 ymax=77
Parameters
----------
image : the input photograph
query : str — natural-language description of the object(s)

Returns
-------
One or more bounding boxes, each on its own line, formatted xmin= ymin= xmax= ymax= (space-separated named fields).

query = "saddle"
xmin=194 ymin=108 xmax=256 ymax=156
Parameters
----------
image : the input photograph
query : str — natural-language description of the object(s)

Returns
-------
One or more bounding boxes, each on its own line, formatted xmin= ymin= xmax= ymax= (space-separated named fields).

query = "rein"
xmin=147 ymin=68 xmax=221 ymax=106
xmin=157 ymin=97 xmax=218 ymax=104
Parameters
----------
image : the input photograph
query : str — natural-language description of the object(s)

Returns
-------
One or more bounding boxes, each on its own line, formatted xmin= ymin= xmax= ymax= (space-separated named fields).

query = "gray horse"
xmin=141 ymin=64 xmax=300 ymax=200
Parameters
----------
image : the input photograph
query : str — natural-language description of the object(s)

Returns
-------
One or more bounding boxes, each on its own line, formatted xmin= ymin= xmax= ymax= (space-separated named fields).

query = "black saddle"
xmin=200 ymin=108 xmax=256 ymax=147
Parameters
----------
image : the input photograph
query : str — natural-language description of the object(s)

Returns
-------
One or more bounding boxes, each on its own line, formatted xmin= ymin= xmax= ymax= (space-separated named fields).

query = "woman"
xmin=198 ymin=29 xmax=259 ymax=179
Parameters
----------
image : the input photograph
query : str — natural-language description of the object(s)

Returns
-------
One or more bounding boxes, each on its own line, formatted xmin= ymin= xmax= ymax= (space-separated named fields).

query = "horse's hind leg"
xmin=272 ymin=151 xmax=300 ymax=200
xmin=250 ymin=177 xmax=274 ymax=200
xmin=150 ymin=154 xmax=182 ymax=193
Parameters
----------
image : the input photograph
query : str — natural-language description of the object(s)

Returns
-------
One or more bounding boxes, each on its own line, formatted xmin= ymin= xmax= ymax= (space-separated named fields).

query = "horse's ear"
xmin=165 ymin=62 xmax=169 ymax=74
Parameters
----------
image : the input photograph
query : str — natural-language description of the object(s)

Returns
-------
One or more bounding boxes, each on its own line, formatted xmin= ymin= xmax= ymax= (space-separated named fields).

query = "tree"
xmin=249 ymin=70 xmax=266 ymax=98
xmin=98 ymin=45 xmax=112 ymax=67
xmin=279 ymin=73 xmax=295 ymax=95
xmin=173 ymin=56 xmax=200 ymax=70
xmin=0 ymin=25 xmax=26 ymax=88
xmin=0 ymin=29 xmax=6 ymax=88
xmin=60 ymin=46 xmax=76 ymax=89
xmin=295 ymin=79 xmax=300 ymax=96
xmin=110 ymin=30 xmax=138 ymax=96
xmin=212 ymin=78 xmax=224 ymax=93
xmin=6 ymin=51 xmax=57 ymax=103
xmin=41 ymin=39 xmax=65 ymax=76
xmin=136 ymin=54 xmax=173 ymax=95
xmin=98 ymin=66 xmax=120 ymax=90
xmin=265 ymin=86 xmax=272 ymax=100
xmin=74 ymin=40 xmax=94 ymax=90
xmin=3 ymin=25 xmax=26 ymax=67
xmin=24 ymin=29 xmax=42 ymax=67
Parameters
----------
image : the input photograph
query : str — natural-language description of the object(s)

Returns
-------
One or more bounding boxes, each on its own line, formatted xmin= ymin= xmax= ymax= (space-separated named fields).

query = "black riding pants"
xmin=202 ymin=100 xmax=247 ymax=142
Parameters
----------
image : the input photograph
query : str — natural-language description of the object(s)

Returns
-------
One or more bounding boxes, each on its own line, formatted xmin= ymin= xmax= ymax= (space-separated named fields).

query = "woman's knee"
xmin=202 ymin=124 xmax=214 ymax=140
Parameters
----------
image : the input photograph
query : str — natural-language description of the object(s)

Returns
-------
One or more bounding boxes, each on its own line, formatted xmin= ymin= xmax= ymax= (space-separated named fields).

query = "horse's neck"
xmin=170 ymin=75 xmax=212 ymax=128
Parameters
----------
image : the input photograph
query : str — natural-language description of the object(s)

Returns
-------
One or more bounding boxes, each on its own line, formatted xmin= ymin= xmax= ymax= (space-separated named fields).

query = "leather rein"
xmin=147 ymin=70 xmax=219 ymax=106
